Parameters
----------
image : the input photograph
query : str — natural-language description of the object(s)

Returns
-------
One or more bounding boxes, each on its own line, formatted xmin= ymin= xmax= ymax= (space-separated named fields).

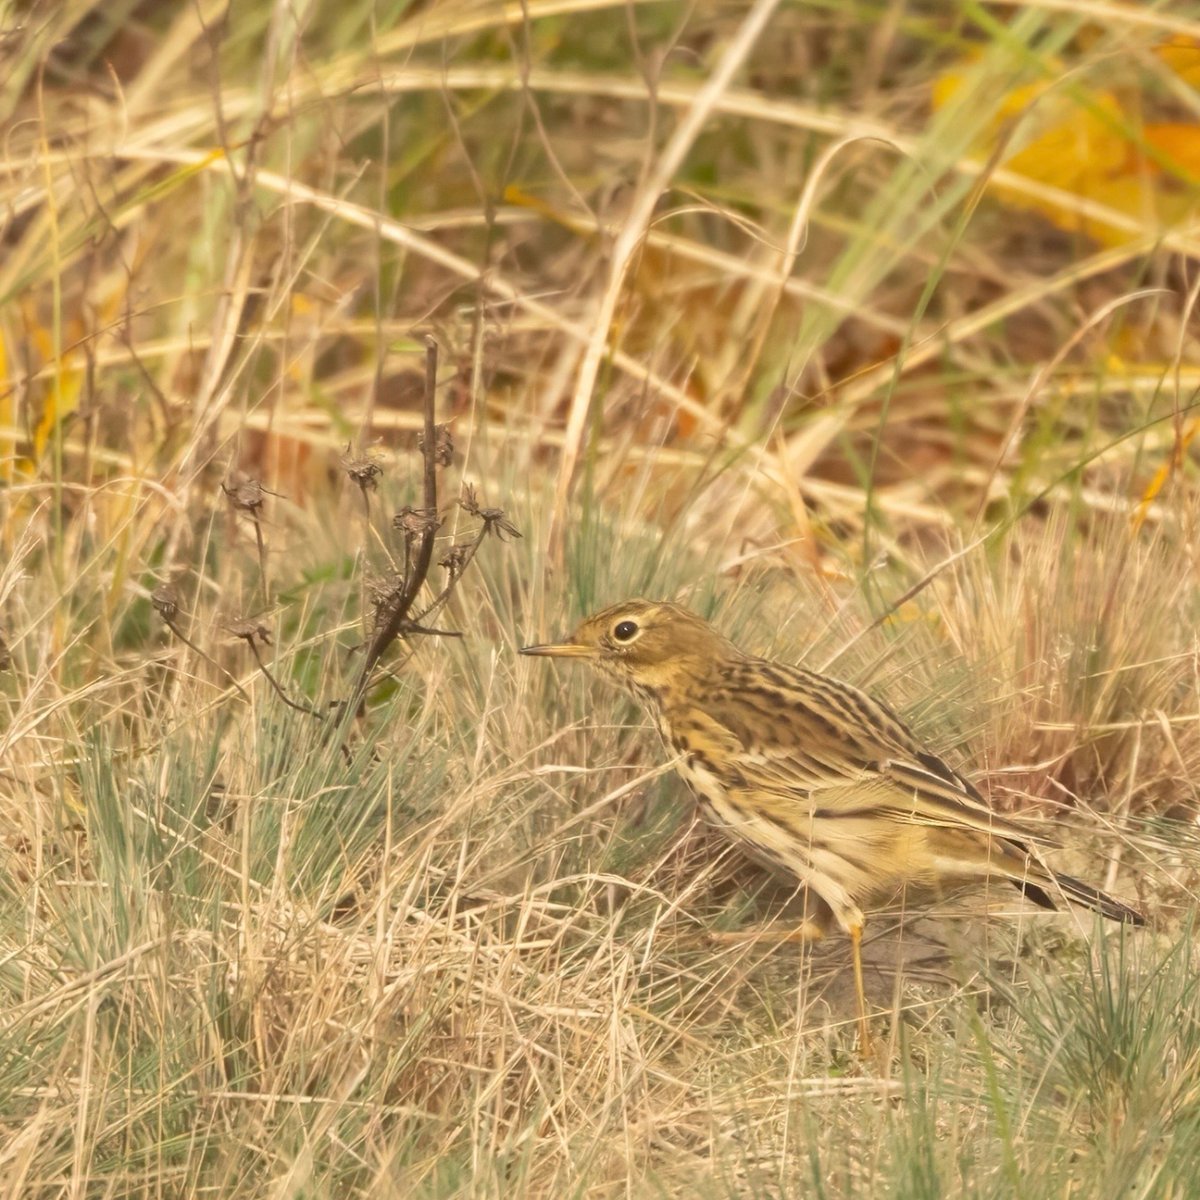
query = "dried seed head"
xmin=418 ymin=424 xmax=454 ymax=468
xmin=366 ymin=573 xmax=407 ymax=628
xmin=460 ymin=483 xmax=520 ymax=541
xmin=439 ymin=543 xmax=471 ymax=575
xmin=367 ymin=572 xmax=401 ymax=606
xmin=392 ymin=505 xmax=441 ymax=540
xmin=340 ymin=443 xmax=383 ymax=492
xmin=458 ymin=484 xmax=516 ymax=542
xmin=225 ymin=617 xmax=272 ymax=646
xmin=222 ymin=475 xmax=266 ymax=514
xmin=482 ymin=509 xmax=521 ymax=541
xmin=151 ymin=584 xmax=180 ymax=623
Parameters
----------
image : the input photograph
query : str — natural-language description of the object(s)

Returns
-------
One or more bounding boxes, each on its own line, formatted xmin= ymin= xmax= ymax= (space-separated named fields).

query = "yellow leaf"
xmin=31 ymin=361 xmax=83 ymax=465
xmin=933 ymin=43 xmax=1200 ymax=245
xmin=1134 ymin=418 xmax=1198 ymax=531
xmin=1156 ymin=36 xmax=1200 ymax=88
xmin=1146 ymin=124 xmax=1200 ymax=177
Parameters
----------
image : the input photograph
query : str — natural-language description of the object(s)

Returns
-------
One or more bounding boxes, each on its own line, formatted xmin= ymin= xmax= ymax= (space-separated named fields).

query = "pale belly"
xmin=673 ymin=750 xmax=941 ymax=919
xmin=676 ymin=754 xmax=816 ymax=881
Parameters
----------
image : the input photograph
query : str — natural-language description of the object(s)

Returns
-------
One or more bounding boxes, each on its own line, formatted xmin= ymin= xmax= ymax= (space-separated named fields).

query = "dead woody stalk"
xmin=154 ymin=338 xmax=518 ymax=726
xmin=343 ymin=337 xmax=520 ymax=719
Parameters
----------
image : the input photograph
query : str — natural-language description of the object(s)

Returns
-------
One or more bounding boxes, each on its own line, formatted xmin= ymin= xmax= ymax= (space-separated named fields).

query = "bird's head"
xmin=520 ymin=599 xmax=740 ymax=692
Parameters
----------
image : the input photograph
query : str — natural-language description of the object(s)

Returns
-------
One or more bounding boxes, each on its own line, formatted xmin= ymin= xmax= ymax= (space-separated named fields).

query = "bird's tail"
xmin=1015 ymin=871 xmax=1146 ymax=926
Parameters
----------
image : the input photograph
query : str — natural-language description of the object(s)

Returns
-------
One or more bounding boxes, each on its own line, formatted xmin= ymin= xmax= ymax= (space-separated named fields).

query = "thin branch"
xmin=410 ymin=525 xmax=489 ymax=627
xmin=412 ymin=338 xmax=441 ymax=594
xmin=153 ymin=586 xmax=252 ymax=705
xmin=347 ymin=336 xmax=441 ymax=716
xmin=236 ymin=625 xmax=322 ymax=719
xmin=221 ymin=476 xmax=274 ymax=602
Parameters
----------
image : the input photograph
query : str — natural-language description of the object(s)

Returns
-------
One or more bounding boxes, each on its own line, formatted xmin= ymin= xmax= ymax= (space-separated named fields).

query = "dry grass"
xmin=3 ymin=1 xmax=1200 ymax=1195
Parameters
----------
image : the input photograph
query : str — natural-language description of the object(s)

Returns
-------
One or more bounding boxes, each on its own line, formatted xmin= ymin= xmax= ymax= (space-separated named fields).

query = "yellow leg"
xmin=711 ymin=917 xmax=878 ymax=1062
xmin=708 ymin=918 xmax=826 ymax=945
xmin=848 ymin=920 xmax=873 ymax=1058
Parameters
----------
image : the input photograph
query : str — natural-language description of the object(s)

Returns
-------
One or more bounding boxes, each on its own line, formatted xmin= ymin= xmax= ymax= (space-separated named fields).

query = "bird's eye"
xmin=613 ymin=619 xmax=639 ymax=643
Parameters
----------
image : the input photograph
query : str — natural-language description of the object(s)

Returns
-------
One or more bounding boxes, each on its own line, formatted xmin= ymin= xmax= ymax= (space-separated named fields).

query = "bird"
xmin=520 ymin=598 xmax=1145 ymax=1054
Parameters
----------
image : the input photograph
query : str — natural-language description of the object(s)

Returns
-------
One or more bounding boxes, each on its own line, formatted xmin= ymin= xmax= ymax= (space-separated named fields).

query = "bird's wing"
xmin=712 ymin=660 xmax=1057 ymax=849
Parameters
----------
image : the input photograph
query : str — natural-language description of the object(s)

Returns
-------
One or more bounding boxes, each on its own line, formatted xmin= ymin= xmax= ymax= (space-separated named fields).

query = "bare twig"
xmin=323 ymin=342 xmax=521 ymax=723
xmin=341 ymin=443 xmax=383 ymax=521
xmin=227 ymin=618 xmax=321 ymax=719
xmin=152 ymin=585 xmax=252 ymax=706
xmin=410 ymin=480 xmax=522 ymax=628
xmin=411 ymin=525 xmax=490 ymax=628
xmin=346 ymin=337 xmax=443 ymax=717
xmin=222 ymin=475 xmax=274 ymax=601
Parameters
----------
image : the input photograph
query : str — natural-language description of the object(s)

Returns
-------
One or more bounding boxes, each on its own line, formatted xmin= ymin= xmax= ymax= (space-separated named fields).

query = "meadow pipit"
xmin=521 ymin=599 xmax=1145 ymax=1053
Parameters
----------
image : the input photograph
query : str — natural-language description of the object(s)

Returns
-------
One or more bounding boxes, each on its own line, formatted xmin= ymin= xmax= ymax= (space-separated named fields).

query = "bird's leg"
xmin=708 ymin=918 xmax=826 ymax=945
xmin=848 ymin=919 xmax=873 ymax=1058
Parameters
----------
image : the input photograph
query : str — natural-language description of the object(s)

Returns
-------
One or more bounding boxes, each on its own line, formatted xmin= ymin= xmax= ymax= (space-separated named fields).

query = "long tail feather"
xmin=1014 ymin=872 xmax=1145 ymax=926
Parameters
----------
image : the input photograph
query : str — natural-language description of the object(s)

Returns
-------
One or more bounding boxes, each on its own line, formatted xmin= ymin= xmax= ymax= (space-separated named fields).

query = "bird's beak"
xmin=519 ymin=638 xmax=594 ymax=659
